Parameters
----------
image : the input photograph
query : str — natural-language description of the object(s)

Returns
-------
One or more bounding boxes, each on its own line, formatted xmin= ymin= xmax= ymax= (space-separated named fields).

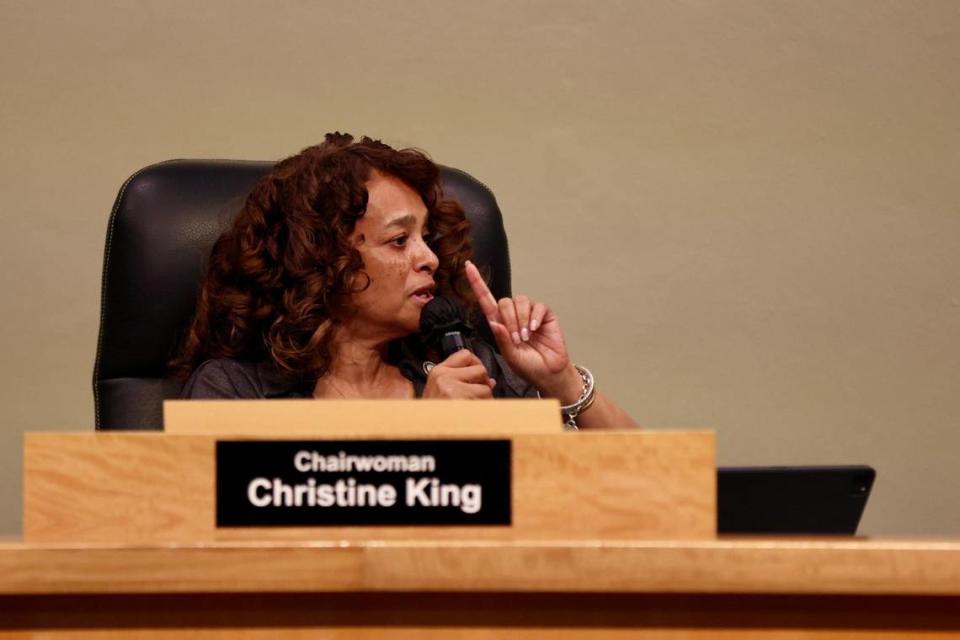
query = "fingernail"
xmin=521 ymin=328 xmax=530 ymax=342
xmin=530 ymin=319 xmax=540 ymax=332
xmin=489 ymin=378 xmax=496 ymax=388
xmin=511 ymin=331 xmax=521 ymax=345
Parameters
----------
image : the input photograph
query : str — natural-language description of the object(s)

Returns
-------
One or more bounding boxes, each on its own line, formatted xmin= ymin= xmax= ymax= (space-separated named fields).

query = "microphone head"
xmin=419 ymin=295 xmax=470 ymax=346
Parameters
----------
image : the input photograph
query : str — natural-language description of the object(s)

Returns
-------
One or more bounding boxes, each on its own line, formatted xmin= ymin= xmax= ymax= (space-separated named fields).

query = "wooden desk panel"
xmin=1 ymin=538 xmax=960 ymax=638
xmin=3 ymin=537 xmax=960 ymax=595
xmin=23 ymin=432 xmax=716 ymax=544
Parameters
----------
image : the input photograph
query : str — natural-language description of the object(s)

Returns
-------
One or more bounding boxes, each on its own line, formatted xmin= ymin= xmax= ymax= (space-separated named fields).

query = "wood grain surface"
xmin=164 ymin=398 xmax=567 ymax=436
xmin=2 ymin=537 xmax=960 ymax=596
xmin=2 ymin=538 xmax=960 ymax=639
xmin=23 ymin=431 xmax=715 ymax=543
xmin=2 ymin=593 xmax=959 ymax=639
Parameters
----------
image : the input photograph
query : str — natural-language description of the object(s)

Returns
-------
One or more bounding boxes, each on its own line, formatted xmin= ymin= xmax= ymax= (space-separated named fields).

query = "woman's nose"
xmin=415 ymin=238 xmax=439 ymax=274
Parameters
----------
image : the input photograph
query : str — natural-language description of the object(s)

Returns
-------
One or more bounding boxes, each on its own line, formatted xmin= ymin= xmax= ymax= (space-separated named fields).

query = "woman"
xmin=174 ymin=133 xmax=637 ymax=429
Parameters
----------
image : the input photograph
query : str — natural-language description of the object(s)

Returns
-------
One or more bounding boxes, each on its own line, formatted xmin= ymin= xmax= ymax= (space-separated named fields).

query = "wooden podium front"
xmin=2 ymin=538 xmax=960 ymax=638
xmin=23 ymin=400 xmax=716 ymax=544
xmin=8 ymin=400 xmax=960 ymax=638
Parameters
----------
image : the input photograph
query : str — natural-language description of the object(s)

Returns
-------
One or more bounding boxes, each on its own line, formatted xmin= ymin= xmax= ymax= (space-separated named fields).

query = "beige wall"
xmin=1 ymin=0 xmax=958 ymax=536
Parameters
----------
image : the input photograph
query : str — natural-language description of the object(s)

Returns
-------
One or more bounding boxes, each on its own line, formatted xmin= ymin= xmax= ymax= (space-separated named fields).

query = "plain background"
xmin=1 ymin=0 xmax=958 ymax=536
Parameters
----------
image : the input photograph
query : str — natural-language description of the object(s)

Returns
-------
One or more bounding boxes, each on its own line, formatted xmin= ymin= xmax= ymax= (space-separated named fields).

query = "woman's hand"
xmin=422 ymin=348 xmax=496 ymax=399
xmin=464 ymin=260 xmax=582 ymax=403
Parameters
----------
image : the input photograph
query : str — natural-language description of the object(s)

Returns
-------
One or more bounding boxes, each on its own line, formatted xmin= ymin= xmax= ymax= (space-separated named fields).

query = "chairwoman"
xmin=174 ymin=133 xmax=637 ymax=430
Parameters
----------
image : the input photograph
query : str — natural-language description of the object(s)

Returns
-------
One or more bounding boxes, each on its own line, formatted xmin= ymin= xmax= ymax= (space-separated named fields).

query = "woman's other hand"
xmin=422 ymin=348 xmax=496 ymax=399
xmin=464 ymin=260 xmax=582 ymax=404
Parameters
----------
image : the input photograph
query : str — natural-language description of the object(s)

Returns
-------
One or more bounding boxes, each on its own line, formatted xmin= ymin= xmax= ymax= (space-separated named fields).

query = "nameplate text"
xmin=216 ymin=439 xmax=511 ymax=527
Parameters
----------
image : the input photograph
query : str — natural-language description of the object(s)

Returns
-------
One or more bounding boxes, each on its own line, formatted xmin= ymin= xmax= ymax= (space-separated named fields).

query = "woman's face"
xmin=346 ymin=171 xmax=439 ymax=340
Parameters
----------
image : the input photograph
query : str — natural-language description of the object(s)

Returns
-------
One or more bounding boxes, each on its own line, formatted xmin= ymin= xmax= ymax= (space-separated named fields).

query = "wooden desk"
xmin=2 ymin=537 xmax=959 ymax=638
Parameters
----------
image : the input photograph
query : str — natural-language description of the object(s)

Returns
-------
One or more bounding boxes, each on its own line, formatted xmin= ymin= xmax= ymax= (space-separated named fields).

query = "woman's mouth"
xmin=411 ymin=286 xmax=435 ymax=304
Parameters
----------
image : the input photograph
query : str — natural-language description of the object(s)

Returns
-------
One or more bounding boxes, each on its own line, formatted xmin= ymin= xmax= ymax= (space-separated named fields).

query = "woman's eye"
xmin=390 ymin=235 xmax=408 ymax=247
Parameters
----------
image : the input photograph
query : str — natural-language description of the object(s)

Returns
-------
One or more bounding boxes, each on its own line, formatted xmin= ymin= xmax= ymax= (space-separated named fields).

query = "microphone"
xmin=419 ymin=295 xmax=472 ymax=357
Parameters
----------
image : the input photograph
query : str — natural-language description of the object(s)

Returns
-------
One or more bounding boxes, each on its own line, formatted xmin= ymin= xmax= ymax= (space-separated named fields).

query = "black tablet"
xmin=717 ymin=465 xmax=876 ymax=535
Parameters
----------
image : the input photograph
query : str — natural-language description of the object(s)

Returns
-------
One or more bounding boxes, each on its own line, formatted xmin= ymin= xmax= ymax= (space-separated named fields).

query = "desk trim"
xmin=2 ymin=537 xmax=960 ymax=596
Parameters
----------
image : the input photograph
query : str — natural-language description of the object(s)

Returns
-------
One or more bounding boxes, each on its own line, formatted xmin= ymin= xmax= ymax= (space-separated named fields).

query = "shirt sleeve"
xmin=180 ymin=359 xmax=265 ymax=399
xmin=470 ymin=339 xmax=538 ymax=399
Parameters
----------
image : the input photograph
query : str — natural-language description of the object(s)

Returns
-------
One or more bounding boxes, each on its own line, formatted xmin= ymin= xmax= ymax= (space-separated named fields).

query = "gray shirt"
xmin=181 ymin=335 xmax=536 ymax=400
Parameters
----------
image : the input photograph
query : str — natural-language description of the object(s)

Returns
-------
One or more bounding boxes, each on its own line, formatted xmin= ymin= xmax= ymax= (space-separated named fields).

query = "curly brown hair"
xmin=171 ymin=133 xmax=474 ymax=382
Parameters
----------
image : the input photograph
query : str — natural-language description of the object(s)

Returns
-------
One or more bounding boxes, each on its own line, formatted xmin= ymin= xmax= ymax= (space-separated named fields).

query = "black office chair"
xmin=94 ymin=159 xmax=513 ymax=430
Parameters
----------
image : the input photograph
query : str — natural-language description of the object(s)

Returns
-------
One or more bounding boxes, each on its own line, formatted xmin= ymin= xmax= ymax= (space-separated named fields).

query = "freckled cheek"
xmin=366 ymin=257 xmax=410 ymax=293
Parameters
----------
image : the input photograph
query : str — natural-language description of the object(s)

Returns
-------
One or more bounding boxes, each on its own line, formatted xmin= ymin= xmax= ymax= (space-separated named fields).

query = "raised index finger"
xmin=464 ymin=260 xmax=500 ymax=321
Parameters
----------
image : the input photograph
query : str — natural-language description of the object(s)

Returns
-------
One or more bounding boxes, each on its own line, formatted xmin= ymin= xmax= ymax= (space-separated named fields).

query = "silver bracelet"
xmin=560 ymin=365 xmax=596 ymax=431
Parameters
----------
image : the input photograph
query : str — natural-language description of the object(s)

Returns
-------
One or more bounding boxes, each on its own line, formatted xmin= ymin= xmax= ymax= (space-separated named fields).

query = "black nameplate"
xmin=216 ymin=439 xmax=511 ymax=527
